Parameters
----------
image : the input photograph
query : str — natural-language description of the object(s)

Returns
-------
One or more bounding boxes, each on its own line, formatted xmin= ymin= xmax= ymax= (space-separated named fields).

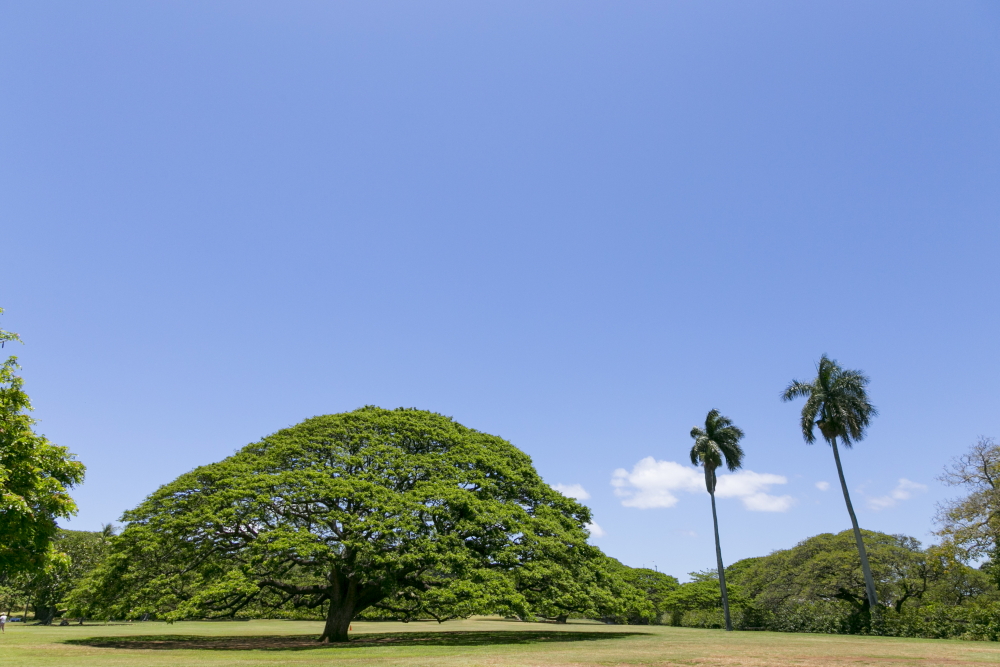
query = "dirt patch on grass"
xmin=66 ymin=630 xmax=646 ymax=651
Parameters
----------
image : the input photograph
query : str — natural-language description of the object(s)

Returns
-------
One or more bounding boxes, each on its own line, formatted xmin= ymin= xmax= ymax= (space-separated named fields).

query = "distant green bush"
xmin=668 ymin=530 xmax=1000 ymax=640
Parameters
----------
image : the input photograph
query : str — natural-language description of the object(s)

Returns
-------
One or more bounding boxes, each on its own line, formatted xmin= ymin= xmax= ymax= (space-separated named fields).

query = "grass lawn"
xmin=4 ymin=617 xmax=1000 ymax=666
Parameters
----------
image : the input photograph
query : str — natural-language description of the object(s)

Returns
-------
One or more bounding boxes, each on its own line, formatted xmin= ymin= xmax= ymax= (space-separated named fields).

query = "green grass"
xmin=4 ymin=617 xmax=1000 ymax=666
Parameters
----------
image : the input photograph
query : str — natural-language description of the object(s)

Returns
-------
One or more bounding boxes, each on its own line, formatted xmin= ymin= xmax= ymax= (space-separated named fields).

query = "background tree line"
xmin=19 ymin=419 xmax=1000 ymax=642
xmin=5 ymin=307 xmax=1000 ymax=641
xmin=663 ymin=436 xmax=1000 ymax=640
xmin=0 ymin=526 xmax=114 ymax=624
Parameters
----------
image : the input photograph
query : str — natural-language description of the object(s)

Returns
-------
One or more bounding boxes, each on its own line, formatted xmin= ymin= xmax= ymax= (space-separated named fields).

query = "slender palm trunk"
xmin=708 ymin=480 xmax=733 ymax=631
xmin=830 ymin=437 xmax=878 ymax=610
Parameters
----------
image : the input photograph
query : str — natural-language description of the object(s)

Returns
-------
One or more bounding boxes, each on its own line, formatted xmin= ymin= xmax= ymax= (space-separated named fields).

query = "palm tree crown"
xmin=782 ymin=354 xmax=877 ymax=447
xmin=690 ymin=409 xmax=745 ymax=489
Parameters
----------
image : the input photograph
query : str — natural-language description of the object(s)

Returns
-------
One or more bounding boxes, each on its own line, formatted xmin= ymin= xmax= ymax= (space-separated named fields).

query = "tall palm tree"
xmin=782 ymin=354 xmax=879 ymax=611
xmin=690 ymin=409 xmax=745 ymax=632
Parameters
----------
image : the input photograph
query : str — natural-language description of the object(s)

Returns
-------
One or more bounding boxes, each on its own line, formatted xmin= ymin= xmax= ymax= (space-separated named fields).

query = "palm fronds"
xmin=689 ymin=409 xmax=745 ymax=476
xmin=782 ymin=355 xmax=877 ymax=447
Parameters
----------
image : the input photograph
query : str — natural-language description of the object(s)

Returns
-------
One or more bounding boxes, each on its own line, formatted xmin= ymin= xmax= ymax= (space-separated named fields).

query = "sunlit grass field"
xmin=5 ymin=616 xmax=1000 ymax=666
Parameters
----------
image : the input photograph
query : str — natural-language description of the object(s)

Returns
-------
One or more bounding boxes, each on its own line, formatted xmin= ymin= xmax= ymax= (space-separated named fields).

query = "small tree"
xmin=0 ymin=309 xmax=85 ymax=579
xmin=689 ymin=409 xmax=744 ymax=631
xmin=610 ymin=561 xmax=679 ymax=624
xmin=936 ymin=437 xmax=1000 ymax=575
xmin=71 ymin=407 xmax=594 ymax=642
xmin=662 ymin=569 xmax=750 ymax=628
xmin=26 ymin=529 xmax=112 ymax=624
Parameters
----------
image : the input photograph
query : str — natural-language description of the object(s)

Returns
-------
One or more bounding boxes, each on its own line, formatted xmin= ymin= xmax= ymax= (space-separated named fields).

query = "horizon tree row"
xmin=5 ymin=306 xmax=1000 ymax=639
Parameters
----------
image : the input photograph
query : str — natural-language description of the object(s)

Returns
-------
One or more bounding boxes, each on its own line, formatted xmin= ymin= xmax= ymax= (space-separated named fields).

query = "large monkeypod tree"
xmin=71 ymin=407 xmax=593 ymax=642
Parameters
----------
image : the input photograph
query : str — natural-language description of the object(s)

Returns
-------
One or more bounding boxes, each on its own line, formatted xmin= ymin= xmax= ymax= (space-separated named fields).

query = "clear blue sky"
xmin=2 ymin=1 xmax=998 ymax=579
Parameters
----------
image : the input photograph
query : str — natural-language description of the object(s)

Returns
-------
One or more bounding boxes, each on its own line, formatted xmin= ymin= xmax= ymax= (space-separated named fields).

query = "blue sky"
xmin=2 ymin=1 xmax=999 ymax=579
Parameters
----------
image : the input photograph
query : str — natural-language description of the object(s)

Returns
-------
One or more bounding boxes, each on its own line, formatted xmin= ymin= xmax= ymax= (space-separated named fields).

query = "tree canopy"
xmin=11 ymin=528 xmax=114 ymax=623
xmin=689 ymin=410 xmax=745 ymax=480
xmin=71 ymin=407 xmax=599 ymax=641
xmin=663 ymin=570 xmax=746 ymax=626
xmin=664 ymin=529 xmax=997 ymax=637
xmin=0 ymin=309 xmax=85 ymax=577
xmin=513 ymin=552 xmax=657 ymax=624
xmin=782 ymin=354 xmax=877 ymax=447
xmin=936 ymin=437 xmax=1000 ymax=566
xmin=610 ymin=561 xmax=679 ymax=624
xmin=731 ymin=530 xmax=928 ymax=618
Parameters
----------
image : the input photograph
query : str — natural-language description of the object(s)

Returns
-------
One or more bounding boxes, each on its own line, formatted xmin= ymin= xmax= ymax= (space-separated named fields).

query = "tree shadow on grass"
xmin=66 ymin=630 xmax=647 ymax=651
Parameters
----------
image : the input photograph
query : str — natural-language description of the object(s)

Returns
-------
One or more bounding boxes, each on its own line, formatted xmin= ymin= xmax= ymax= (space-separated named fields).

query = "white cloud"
xmin=740 ymin=492 xmax=796 ymax=512
xmin=716 ymin=471 xmax=796 ymax=512
xmin=585 ymin=522 xmax=606 ymax=537
xmin=611 ymin=457 xmax=794 ymax=512
xmin=816 ymin=481 xmax=830 ymax=491
xmin=867 ymin=478 xmax=928 ymax=511
xmin=612 ymin=458 xmax=703 ymax=508
xmin=551 ymin=483 xmax=590 ymax=500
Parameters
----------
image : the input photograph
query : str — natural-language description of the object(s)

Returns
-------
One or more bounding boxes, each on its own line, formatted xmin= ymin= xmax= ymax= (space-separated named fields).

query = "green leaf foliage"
xmin=17 ymin=528 xmax=114 ymax=623
xmin=0 ymin=310 xmax=85 ymax=577
xmin=936 ymin=437 xmax=1000 ymax=564
xmin=514 ymin=552 xmax=656 ymax=624
xmin=714 ymin=530 xmax=997 ymax=636
xmin=730 ymin=531 xmax=926 ymax=616
xmin=609 ymin=561 xmax=679 ymax=624
xmin=782 ymin=355 xmax=877 ymax=447
xmin=689 ymin=409 xmax=745 ymax=481
xmin=69 ymin=407 xmax=598 ymax=641
xmin=662 ymin=571 xmax=747 ymax=626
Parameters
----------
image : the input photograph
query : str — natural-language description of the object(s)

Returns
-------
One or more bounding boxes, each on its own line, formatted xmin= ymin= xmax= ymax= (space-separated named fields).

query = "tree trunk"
xmin=706 ymin=462 xmax=733 ymax=632
xmin=831 ymin=437 xmax=879 ymax=610
xmin=318 ymin=568 xmax=365 ymax=643
xmin=34 ymin=606 xmax=56 ymax=626
xmin=555 ymin=614 xmax=568 ymax=624
xmin=319 ymin=602 xmax=355 ymax=643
